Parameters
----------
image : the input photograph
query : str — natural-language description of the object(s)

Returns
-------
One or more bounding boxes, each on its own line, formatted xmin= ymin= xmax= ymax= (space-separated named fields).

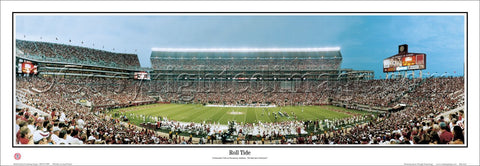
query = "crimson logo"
xmin=14 ymin=153 xmax=21 ymax=160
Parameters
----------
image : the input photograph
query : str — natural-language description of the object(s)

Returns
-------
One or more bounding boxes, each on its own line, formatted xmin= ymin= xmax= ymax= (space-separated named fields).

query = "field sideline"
xmin=111 ymin=104 xmax=372 ymax=125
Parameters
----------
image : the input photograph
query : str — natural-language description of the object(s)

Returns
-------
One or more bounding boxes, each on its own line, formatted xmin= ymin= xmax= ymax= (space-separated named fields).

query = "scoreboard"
xmin=383 ymin=54 xmax=426 ymax=72
xmin=383 ymin=45 xmax=426 ymax=73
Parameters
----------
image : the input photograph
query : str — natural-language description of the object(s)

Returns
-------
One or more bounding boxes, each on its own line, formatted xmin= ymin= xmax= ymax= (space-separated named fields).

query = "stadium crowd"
xmin=16 ymin=39 xmax=140 ymax=68
xmin=151 ymin=58 xmax=341 ymax=71
xmin=302 ymin=77 xmax=465 ymax=145
xmin=15 ymin=74 xmax=464 ymax=145
xmin=149 ymin=80 xmax=331 ymax=105
xmin=328 ymin=78 xmax=418 ymax=107
xmin=147 ymin=78 xmax=417 ymax=107
xmin=15 ymin=76 xmax=183 ymax=145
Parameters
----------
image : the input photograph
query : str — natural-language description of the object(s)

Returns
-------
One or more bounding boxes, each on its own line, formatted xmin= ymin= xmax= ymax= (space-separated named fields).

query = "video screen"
xmin=17 ymin=59 xmax=38 ymax=75
xmin=383 ymin=54 xmax=426 ymax=72
xmin=134 ymin=71 xmax=150 ymax=80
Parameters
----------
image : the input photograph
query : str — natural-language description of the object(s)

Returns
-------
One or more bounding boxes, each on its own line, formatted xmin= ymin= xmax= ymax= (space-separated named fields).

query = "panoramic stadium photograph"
xmin=13 ymin=14 xmax=465 ymax=146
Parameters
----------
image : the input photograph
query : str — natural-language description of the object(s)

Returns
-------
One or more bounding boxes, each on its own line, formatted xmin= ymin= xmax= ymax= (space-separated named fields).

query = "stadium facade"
xmin=150 ymin=47 xmax=373 ymax=81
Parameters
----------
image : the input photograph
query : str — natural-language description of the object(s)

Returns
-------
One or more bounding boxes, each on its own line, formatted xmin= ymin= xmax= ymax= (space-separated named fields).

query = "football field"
xmin=111 ymin=104 xmax=372 ymax=125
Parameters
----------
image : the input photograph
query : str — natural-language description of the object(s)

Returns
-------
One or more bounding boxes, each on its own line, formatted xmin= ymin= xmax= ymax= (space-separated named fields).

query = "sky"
xmin=15 ymin=14 xmax=465 ymax=79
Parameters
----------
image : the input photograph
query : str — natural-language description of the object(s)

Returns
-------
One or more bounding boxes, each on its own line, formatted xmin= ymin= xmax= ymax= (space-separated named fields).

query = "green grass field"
xmin=110 ymin=104 xmax=372 ymax=125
